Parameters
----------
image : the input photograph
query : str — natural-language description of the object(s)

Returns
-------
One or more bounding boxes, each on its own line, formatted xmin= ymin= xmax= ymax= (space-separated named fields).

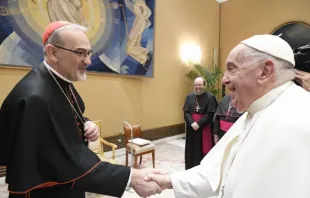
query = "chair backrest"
xmin=88 ymin=120 xmax=102 ymax=154
xmin=123 ymin=124 xmax=142 ymax=144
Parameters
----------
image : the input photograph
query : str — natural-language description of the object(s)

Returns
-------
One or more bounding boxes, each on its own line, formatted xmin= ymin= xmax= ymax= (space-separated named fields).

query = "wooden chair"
xmin=123 ymin=124 xmax=155 ymax=168
xmin=88 ymin=120 xmax=118 ymax=164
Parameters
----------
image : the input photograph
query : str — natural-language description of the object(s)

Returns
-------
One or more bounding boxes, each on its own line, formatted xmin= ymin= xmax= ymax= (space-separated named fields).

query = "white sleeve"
xmin=171 ymin=165 xmax=218 ymax=198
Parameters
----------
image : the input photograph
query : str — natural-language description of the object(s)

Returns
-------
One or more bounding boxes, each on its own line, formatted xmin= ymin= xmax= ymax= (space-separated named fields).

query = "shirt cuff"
xmin=126 ymin=168 xmax=132 ymax=187
xmin=171 ymin=166 xmax=216 ymax=198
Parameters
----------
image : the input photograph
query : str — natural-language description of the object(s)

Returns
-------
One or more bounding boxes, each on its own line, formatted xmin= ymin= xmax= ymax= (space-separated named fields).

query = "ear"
xmin=258 ymin=60 xmax=275 ymax=83
xmin=45 ymin=44 xmax=58 ymax=62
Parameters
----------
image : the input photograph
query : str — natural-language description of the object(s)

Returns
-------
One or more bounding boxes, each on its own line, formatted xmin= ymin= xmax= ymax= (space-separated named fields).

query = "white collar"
xmin=43 ymin=60 xmax=72 ymax=83
xmin=247 ymin=81 xmax=293 ymax=115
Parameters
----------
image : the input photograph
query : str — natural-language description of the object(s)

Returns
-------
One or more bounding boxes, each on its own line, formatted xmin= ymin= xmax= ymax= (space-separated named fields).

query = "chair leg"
xmin=134 ymin=155 xmax=138 ymax=168
xmin=139 ymin=156 xmax=143 ymax=165
xmin=152 ymin=150 xmax=155 ymax=168
xmin=125 ymin=150 xmax=128 ymax=166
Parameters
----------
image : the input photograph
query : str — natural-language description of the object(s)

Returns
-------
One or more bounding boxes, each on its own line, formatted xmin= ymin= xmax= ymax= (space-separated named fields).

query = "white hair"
xmin=242 ymin=45 xmax=295 ymax=82
xmin=43 ymin=23 xmax=88 ymax=55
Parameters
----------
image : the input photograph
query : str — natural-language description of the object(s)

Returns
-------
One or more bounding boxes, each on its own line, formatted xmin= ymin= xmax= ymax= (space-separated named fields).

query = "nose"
xmin=222 ymin=74 xmax=230 ymax=85
xmin=84 ymin=56 xmax=92 ymax=65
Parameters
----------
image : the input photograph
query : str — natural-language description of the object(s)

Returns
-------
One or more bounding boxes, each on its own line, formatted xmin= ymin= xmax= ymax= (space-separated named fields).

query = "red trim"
xmin=70 ymin=180 xmax=76 ymax=189
xmin=9 ymin=161 xmax=102 ymax=194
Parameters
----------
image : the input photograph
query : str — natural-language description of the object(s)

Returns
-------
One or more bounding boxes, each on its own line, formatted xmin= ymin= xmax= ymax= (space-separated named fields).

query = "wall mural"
xmin=0 ymin=0 xmax=155 ymax=77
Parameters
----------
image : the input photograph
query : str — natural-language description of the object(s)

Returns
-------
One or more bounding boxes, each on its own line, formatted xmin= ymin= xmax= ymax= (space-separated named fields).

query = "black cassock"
xmin=183 ymin=92 xmax=218 ymax=170
xmin=0 ymin=63 xmax=130 ymax=198
xmin=213 ymin=95 xmax=243 ymax=140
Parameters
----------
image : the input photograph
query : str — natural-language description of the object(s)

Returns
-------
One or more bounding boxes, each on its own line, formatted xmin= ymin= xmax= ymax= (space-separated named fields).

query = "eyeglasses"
xmin=53 ymin=45 xmax=93 ymax=58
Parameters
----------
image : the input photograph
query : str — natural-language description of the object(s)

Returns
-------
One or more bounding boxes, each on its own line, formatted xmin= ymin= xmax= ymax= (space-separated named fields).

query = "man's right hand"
xmin=191 ymin=122 xmax=199 ymax=131
xmin=144 ymin=173 xmax=172 ymax=190
xmin=130 ymin=169 xmax=163 ymax=197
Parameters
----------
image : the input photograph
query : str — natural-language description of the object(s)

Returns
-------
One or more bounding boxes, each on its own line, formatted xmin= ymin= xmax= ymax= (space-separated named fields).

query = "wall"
xmin=0 ymin=0 xmax=220 ymax=137
xmin=219 ymin=0 xmax=310 ymax=73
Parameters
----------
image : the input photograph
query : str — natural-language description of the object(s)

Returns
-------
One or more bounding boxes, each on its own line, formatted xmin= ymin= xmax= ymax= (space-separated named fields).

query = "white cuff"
xmin=126 ymin=168 xmax=132 ymax=187
xmin=171 ymin=165 xmax=216 ymax=198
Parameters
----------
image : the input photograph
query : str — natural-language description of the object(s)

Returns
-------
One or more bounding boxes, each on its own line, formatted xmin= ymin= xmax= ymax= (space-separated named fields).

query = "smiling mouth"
xmin=79 ymin=67 xmax=87 ymax=71
xmin=228 ymin=86 xmax=236 ymax=92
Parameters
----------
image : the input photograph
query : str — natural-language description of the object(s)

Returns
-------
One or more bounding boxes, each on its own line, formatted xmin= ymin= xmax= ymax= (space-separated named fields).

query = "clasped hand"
xmin=131 ymin=169 xmax=172 ymax=197
xmin=84 ymin=121 xmax=99 ymax=142
xmin=191 ymin=122 xmax=199 ymax=131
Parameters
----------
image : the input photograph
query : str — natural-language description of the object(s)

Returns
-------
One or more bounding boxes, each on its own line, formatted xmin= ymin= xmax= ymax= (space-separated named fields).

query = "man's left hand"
xmin=84 ymin=121 xmax=99 ymax=142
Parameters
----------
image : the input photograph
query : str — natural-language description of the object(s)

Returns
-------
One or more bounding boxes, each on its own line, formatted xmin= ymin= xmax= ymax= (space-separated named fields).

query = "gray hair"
xmin=242 ymin=45 xmax=295 ymax=82
xmin=43 ymin=23 xmax=88 ymax=56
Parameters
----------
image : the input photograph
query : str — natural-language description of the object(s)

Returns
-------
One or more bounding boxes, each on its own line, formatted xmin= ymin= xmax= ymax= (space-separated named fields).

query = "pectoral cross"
xmin=195 ymin=105 xmax=200 ymax=112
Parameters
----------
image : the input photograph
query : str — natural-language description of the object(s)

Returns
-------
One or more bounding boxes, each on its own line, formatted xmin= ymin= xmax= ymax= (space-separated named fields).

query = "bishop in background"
xmin=183 ymin=77 xmax=218 ymax=170
xmin=213 ymin=94 xmax=243 ymax=144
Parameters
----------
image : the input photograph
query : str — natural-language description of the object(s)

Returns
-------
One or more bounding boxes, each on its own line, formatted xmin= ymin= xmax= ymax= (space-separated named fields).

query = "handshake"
xmin=130 ymin=168 xmax=173 ymax=197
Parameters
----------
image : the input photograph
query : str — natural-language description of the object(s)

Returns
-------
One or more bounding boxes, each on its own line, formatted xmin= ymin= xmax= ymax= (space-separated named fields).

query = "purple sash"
xmin=220 ymin=120 xmax=234 ymax=132
xmin=192 ymin=114 xmax=213 ymax=155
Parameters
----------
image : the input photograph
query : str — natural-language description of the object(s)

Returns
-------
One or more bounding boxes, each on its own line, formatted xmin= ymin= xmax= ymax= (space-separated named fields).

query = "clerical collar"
xmin=247 ymin=81 xmax=293 ymax=115
xmin=43 ymin=60 xmax=72 ymax=83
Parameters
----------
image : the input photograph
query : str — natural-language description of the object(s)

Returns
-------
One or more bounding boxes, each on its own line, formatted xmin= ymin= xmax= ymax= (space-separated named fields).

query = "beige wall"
xmin=0 ymin=0 xmax=220 ymax=137
xmin=220 ymin=0 xmax=310 ymax=72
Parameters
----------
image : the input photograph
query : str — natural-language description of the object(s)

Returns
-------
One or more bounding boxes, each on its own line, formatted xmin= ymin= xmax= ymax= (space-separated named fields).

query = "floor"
xmin=0 ymin=138 xmax=185 ymax=198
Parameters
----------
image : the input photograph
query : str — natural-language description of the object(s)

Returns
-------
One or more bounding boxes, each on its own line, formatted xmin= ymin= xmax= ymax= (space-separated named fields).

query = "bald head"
xmin=194 ymin=77 xmax=205 ymax=85
xmin=193 ymin=77 xmax=205 ymax=95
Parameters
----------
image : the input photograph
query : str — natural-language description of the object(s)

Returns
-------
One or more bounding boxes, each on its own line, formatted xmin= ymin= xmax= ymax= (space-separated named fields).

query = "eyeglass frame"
xmin=52 ymin=45 xmax=93 ymax=58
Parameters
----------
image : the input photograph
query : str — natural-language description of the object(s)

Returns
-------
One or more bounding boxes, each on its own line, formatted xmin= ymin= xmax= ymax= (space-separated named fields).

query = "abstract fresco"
xmin=0 ymin=0 xmax=155 ymax=77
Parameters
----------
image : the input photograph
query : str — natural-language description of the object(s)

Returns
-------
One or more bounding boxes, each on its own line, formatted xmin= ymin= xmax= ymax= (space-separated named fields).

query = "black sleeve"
xmin=1 ymin=93 xmax=129 ymax=194
xmin=197 ymin=112 xmax=215 ymax=127
xmin=0 ymin=99 xmax=10 ymax=167
xmin=183 ymin=95 xmax=194 ymax=125
xmin=74 ymin=162 xmax=131 ymax=197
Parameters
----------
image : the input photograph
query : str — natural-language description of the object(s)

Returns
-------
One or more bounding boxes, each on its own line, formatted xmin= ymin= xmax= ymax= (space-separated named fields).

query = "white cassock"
xmin=171 ymin=81 xmax=310 ymax=198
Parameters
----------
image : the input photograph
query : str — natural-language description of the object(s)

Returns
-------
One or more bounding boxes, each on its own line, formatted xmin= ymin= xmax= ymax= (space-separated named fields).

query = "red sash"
xmin=192 ymin=114 xmax=213 ymax=155
xmin=220 ymin=119 xmax=234 ymax=132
